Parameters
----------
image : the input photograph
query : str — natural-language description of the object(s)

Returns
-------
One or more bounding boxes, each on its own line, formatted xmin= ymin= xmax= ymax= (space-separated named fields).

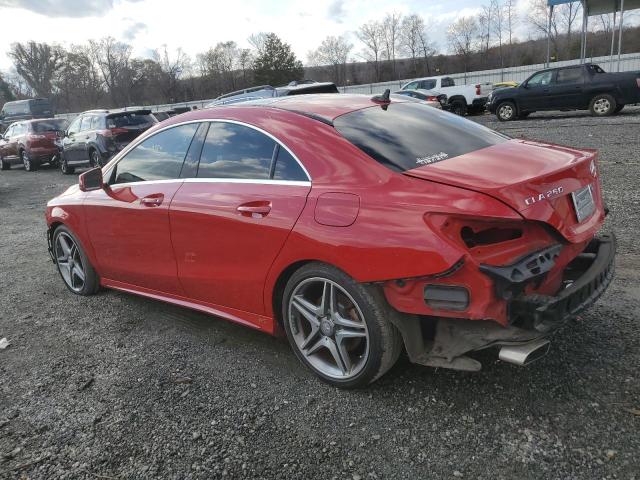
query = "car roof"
xmin=206 ymin=93 xmax=412 ymax=123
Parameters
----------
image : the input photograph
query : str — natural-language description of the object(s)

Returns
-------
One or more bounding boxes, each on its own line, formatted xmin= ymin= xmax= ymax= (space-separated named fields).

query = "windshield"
xmin=334 ymin=102 xmax=509 ymax=172
xmin=30 ymin=99 xmax=52 ymax=114
xmin=107 ymin=113 xmax=155 ymax=129
xmin=31 ymin=119 xmax=67 ymax=132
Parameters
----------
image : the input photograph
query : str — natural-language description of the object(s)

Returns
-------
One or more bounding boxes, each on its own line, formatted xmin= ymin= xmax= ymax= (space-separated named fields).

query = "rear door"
xmin=548 ymin=67 xmax=586 ymax=109
xmin=0 ymin=125 xmax=17 ymax=160
xmin=169 ymin=120 xmax=311 ymax=315
xmin=84 ymin=122 xmax=200 ymax=294
xmin=63 ymin=116 xmax=83 ymax=162
xmin=75 ymin=115 xmax=94 ymax=162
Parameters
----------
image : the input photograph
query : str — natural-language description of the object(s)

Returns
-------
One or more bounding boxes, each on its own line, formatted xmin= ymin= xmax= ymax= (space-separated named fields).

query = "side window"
xmin=179 ymin=122 xmax=209 ymax=178
xmin=527 ymin=71 xmax=553 ymax=87
xmin=197 ymin=122 xmax=275 ymax=180
xmin=272 ymin=147 xmax=308 ymax=181
xmin=403 ymin=81 xmax=419 ymax=90
xmin=4 ymin=126 xmax=13 ymax=137
xmin=441 ymin=78 xmax=455 ymax=87
xmin=13 ymin=124 xmax=25 ymax=136
xmin=67 ymin=117 xmax=82 ymax=134
xmin=90 ymin=116 xmax=103 ymax=130
xmin=556 ymin=68 xmax=584 ymax=84
xmin=79 ymin=116 xmax=93 ymax=132
xmin=111 ymin=123 xmax=199 ymax=184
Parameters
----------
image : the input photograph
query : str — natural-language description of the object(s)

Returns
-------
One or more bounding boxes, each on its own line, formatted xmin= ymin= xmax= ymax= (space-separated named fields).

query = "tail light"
xmin=425 ymin=96 xmax=438 ymax=102
xmin=475 ymin=84 xmax=481 ymax=95
xmin=636 ymin=78 xmax=640 ymax=88
xmin=98 ymin=128 xmax=128 ymax=137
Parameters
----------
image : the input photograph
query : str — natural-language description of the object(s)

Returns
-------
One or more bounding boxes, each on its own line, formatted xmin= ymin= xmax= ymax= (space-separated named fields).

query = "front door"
xmin=63 ymin=116 xmax=83 ymax=162
xmin=519 ymin=70 xmax=554 ymax=111
xmin=84 ymin=122 xmax=200 ymax=294
xmin=169 ymin=121 xmax=311 ymax=315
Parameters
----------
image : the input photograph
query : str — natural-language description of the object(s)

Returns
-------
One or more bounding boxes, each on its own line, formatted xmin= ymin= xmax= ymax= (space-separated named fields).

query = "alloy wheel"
xmin=288 ymin=277 xmax=370 ymax=379
xmin=91 ymin=150 xmax=101 ymax=167
xmin=593 ymin=98 xmax=610 ymax=115
xmin=22 ymin=151 xmax=31 ymax=171
xmin=499 ymin=104 xmax=514 ymax=120
xmin=55 ymin=232 xmax=86 ymax=292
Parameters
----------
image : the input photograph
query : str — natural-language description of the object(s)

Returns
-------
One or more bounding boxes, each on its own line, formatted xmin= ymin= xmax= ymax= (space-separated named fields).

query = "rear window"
xmin=333 ymin=102 xmax=508 ymax=172
xmin=107 ymin=113 xmax=155 ymax=129
xmin=29 ymin=99 xmax=52 ymax=114
xmin=31 ymin=119 xmax=67 ymax=132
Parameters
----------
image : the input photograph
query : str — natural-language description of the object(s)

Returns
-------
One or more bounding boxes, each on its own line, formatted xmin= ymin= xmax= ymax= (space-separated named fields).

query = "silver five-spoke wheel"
xmin=288 ymin=277 xmax=369 ymax=380
xmin=55 ymin=232 xmax=86 ymax=292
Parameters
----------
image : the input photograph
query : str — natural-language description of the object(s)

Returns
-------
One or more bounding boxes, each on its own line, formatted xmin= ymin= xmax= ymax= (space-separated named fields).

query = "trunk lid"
xmin=404 ymin=139 xmax=605 ymax=243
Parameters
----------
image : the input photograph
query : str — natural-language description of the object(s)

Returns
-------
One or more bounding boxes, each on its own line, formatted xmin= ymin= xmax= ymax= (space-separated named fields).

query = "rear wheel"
xmin=496 ymin=101 xmax=517 ymax=121
xmin=89 ymin=149 xmax=102 ymax=168
xmin=60 ymin=153 xmax=75 ymax=175
xmin=53 ymin=225 xmax=100 ymax=295
xmin=21 ymin=150 xmax=38 ymax=172
xmin=450 ymin=99 xmax=467 ymax=116
xmin=589 ymin=94 xmax=616 ymax=116
xmin=282 ymin=262 xmax=403 ymax=388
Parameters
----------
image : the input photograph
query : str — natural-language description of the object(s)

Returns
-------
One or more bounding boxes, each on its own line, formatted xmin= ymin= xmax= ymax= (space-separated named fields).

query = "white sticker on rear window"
xmin=416 ymin=152 xmax=449 ymax=165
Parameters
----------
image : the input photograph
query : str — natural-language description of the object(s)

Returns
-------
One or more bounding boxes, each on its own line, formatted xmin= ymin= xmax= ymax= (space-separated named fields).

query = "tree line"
xmin=1 ymin=0 xmax=639 ymax=113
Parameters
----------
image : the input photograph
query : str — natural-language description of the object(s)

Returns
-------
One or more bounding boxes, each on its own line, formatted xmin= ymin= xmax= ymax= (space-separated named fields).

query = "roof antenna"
xmin=372 ymin=88 xmax=391 ymax=103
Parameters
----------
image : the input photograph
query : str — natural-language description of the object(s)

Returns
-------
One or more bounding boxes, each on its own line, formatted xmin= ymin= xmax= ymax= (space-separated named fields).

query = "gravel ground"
xmin=0 ymin=107 xmax=639 ymax=480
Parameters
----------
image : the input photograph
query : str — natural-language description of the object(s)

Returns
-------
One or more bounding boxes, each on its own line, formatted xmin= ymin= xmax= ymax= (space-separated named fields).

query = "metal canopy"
xmin=545 ymin=0 xmax=640 ymax=70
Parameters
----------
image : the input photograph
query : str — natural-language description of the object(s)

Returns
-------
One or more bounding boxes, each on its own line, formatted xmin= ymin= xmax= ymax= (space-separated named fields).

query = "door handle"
xmin=237 ymin=202 xmax=271 ymax=217
xmin=140 ymin=194 xmax=164 ymax=207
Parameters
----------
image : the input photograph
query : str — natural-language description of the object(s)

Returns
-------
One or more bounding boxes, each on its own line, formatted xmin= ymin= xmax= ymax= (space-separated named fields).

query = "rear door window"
xmin=419 ymin=79 xmax=437 ymax=90
xmin=272 ymin=147 xmax=308 ymax=181
xmin=334 ymin=102 xmax=508 ymax=172
xmin=556 ymin=68 xmax=584 ymax=84
xmin=110 ymin=123 xmax=199 ymax=184
xmin=79 ymin=116 xmax=93 ymax=132
xmin=197 ymin=122 xmax=275 ymax=179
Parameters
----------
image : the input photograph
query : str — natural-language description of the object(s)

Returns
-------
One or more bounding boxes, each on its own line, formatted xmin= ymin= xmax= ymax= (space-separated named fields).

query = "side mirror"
xmin=79 ymin=167 xmax=104 ymax=192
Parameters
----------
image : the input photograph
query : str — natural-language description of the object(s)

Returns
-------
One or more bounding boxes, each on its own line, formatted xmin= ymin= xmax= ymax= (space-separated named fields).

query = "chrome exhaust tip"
xmin=499 ymin=338 xmax=551 ymax=366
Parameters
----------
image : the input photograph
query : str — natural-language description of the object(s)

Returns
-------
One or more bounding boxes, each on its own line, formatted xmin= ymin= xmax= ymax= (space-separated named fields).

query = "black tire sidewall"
xmin=52 ymin=225 xmax=99 ymax=295
xmin=282 ymin=263 xmax=388 ymax=388
xmin=590 ymin=94 xmax=616 ymax=116
xmin=451 ymin=100 xmax=467 ymax=116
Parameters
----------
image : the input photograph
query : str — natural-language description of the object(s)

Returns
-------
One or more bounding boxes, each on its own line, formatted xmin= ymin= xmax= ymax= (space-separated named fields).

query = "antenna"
xmin=372 ymin=89 xmax=391 ymax=103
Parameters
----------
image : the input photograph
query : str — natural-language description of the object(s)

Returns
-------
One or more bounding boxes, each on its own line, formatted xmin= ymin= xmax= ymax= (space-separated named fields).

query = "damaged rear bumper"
xmin=388 ymin=234 xmax=616 ymax=371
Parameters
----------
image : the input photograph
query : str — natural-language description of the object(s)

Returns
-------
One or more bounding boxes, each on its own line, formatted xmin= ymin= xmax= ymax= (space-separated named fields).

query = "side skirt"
xmin=100 ymin=278 xmax=274 ymax=334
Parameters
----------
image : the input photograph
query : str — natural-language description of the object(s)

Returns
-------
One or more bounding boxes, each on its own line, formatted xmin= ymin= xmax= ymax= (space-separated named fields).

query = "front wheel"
xmin=496 ymin=101 xmax=517 ymax=121
xmin=53 ymin=225 xmax=100 ymax=295
xmin=90 ymin=149 xmax=102 ymax=168
xmin=60 ymin=153 xmax=75 ymax=175
xmin=282 ymin=262 xmax=403 ymax=388
xmin=589 ymin=94 xmax=616 ymax=116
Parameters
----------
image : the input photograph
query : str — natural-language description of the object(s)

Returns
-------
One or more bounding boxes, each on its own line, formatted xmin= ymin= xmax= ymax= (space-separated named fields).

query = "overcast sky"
xmin=0 ymin=0 xmax=540 ymax=71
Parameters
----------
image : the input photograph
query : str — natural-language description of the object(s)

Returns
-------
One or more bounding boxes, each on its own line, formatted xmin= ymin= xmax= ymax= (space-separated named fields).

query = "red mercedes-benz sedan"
xmin=46 ymin=93 xmax=615 ymax=387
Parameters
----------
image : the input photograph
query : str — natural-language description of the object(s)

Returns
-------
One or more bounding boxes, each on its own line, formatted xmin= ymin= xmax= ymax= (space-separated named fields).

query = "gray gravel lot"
xmin=1 ymin=107 xmax=639 ymax=480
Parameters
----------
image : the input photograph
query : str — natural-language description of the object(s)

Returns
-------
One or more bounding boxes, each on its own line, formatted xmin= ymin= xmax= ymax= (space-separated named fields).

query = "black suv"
xmin=60 ymin=109 xmax=157 ymax=174
xmin=488 ymin=63 xmax=640 ymax=121
xmin=0 ymin=98 xmax=53 ymax=132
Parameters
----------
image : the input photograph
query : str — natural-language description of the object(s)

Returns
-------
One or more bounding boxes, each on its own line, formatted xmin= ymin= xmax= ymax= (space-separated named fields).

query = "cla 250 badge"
xmin=524 ymin=186 xmax=564 ymax=206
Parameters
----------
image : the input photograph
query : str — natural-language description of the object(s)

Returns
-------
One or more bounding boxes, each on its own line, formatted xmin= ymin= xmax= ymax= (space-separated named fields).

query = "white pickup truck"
xmin=400 ymin=76 xmax=492 ymax=116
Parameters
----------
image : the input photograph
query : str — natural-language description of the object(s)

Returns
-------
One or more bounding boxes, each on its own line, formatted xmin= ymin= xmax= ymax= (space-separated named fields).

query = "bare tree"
xmin=307 ymin=35 xmax=352 ymax=84
xmin=382 ymin=12 xmax=403 ymax=79
xmin=447 ymin=16 xmax=479 ymax=72
xmin=248 ymin=33 xmax=269 ymax=56
xmin=527 ymin=0 xmax=582 ymax=60
xmin=478 ymin=5 xmax=493 ymax=55
xmin=356 ymin=20 xmax=384 ymax=82
xmin=400 ymin=14 xmax=426 ymax=76
xmin=8 ymin=41 xmax=64 ymax=98
xmin=504 ymin=0 xmax=519 ymax=45
xmin=491 ymin=0 xmax=506 ymax=68
xmin=153 ymin=45 xmax=190 ymax=102
xmin=88 ymin=37 xmax=133 ymax=105
xmin=417 ymin=22 xmax=437 ymax=76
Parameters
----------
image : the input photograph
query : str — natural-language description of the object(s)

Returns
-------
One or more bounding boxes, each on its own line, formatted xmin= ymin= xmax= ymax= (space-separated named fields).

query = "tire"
xmin=21 ymin=150 xmax=39 ymax=172
xmin=589 ymin=94 xmax=616 ymax=117
xmin=614 ymin=104 xmax=625 ymax=114
xmin=0 ymin=157 xmax=9 ymax=171
xmin=49 ymin=154 xmax=60 ymax=168
xmin=52 ymin=225 xmax=100 ymax=296
xmin=89 ymin=149 xmax=102 ymax=168
xmin=60 ymin=153 xmax=75 ymax=175
xmin=282 ymin=262 xmax=403 ymax=388
xmin=496 ymin=101 xmax=517 ymax=121
xmin=450 ymin=99 xmax=467 ymax=116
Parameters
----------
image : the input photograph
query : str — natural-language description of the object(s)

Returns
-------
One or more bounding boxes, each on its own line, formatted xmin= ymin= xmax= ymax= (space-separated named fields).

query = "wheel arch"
xmin=269 ymin=259 xmax=317 ymax=333
xmin=448 ymin=95 xmax=467 ymax=105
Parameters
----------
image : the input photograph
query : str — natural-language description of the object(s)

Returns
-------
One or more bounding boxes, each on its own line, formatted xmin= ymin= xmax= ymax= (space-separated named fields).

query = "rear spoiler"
xmin=107 ymin=109 xmax=152 ymax=117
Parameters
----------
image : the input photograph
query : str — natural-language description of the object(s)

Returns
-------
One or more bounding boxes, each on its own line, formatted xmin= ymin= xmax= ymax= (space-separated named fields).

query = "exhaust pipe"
xmin=499 ymin=338 xmax=551 ymax=366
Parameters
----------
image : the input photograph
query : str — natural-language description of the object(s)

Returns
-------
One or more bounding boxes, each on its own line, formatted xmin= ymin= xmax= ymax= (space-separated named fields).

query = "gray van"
xmin=0 ymin=98 xmax=53 ymax=132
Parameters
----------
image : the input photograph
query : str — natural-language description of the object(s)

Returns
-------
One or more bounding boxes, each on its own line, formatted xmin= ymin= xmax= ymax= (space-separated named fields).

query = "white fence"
xmin=338 ymin=52 xmax=640 ymax=95
xmin=55 ymin=52 xmax=640 ymax=121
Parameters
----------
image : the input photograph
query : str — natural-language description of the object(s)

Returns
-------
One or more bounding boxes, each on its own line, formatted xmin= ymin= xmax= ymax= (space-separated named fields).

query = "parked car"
xmin=0 ymin=118 xmax=67 ymax=171
xmin=0 ymin=98 xmax=54 ymax=132
xmin=493 ymin=81 xmax=519 ymax=90
xmin=46 ymin=94 xmax=615 ymax=388
xmin=60 ymin=109 xmax=157 ymax=174
xmin=400 ymin=76 xmax=491 ymax=115
xmin=207 ymin=81 xmax=340 ymax=107
xmin=488 ymin=63 xmax=640 ymax=121
xmin=151 ymin=111 xmax=172 ymax=122
xmin=393 ymin=90 xmax=447 ymax=109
